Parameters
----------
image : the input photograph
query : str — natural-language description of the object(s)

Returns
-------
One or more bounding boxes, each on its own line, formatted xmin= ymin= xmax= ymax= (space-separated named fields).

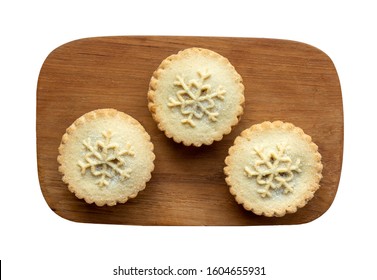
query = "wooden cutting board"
xmin=37 ymin=36 xmax=343 ymax=226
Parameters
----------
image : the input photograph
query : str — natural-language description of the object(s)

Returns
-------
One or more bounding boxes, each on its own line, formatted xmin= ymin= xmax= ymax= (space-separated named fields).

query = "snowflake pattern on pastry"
xmin=244 ymin=145 xmax=301 ymax=198
xmin=78 ymin=130 xmax=135 ymax=187
xmin=168 ymin=70 xmax=226 ymax=127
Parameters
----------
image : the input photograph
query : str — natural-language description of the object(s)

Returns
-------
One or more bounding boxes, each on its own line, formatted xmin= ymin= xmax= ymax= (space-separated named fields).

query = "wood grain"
xmin=36 ymin=36 xmax=343 ymax=226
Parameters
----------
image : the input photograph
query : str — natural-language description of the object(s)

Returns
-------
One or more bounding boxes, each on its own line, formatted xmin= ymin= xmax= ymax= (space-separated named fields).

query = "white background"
xmin=1 ymin=1 xmax=376 ymax=279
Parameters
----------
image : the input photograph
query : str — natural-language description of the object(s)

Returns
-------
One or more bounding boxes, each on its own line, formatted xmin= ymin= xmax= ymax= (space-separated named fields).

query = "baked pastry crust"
xmin=224 ymin=121 xmax=322 ymax=217
xmin=58 ymin=109 xmax=155 ymax=206
xmin=148 ymin=47 xmax=244 ymax=147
